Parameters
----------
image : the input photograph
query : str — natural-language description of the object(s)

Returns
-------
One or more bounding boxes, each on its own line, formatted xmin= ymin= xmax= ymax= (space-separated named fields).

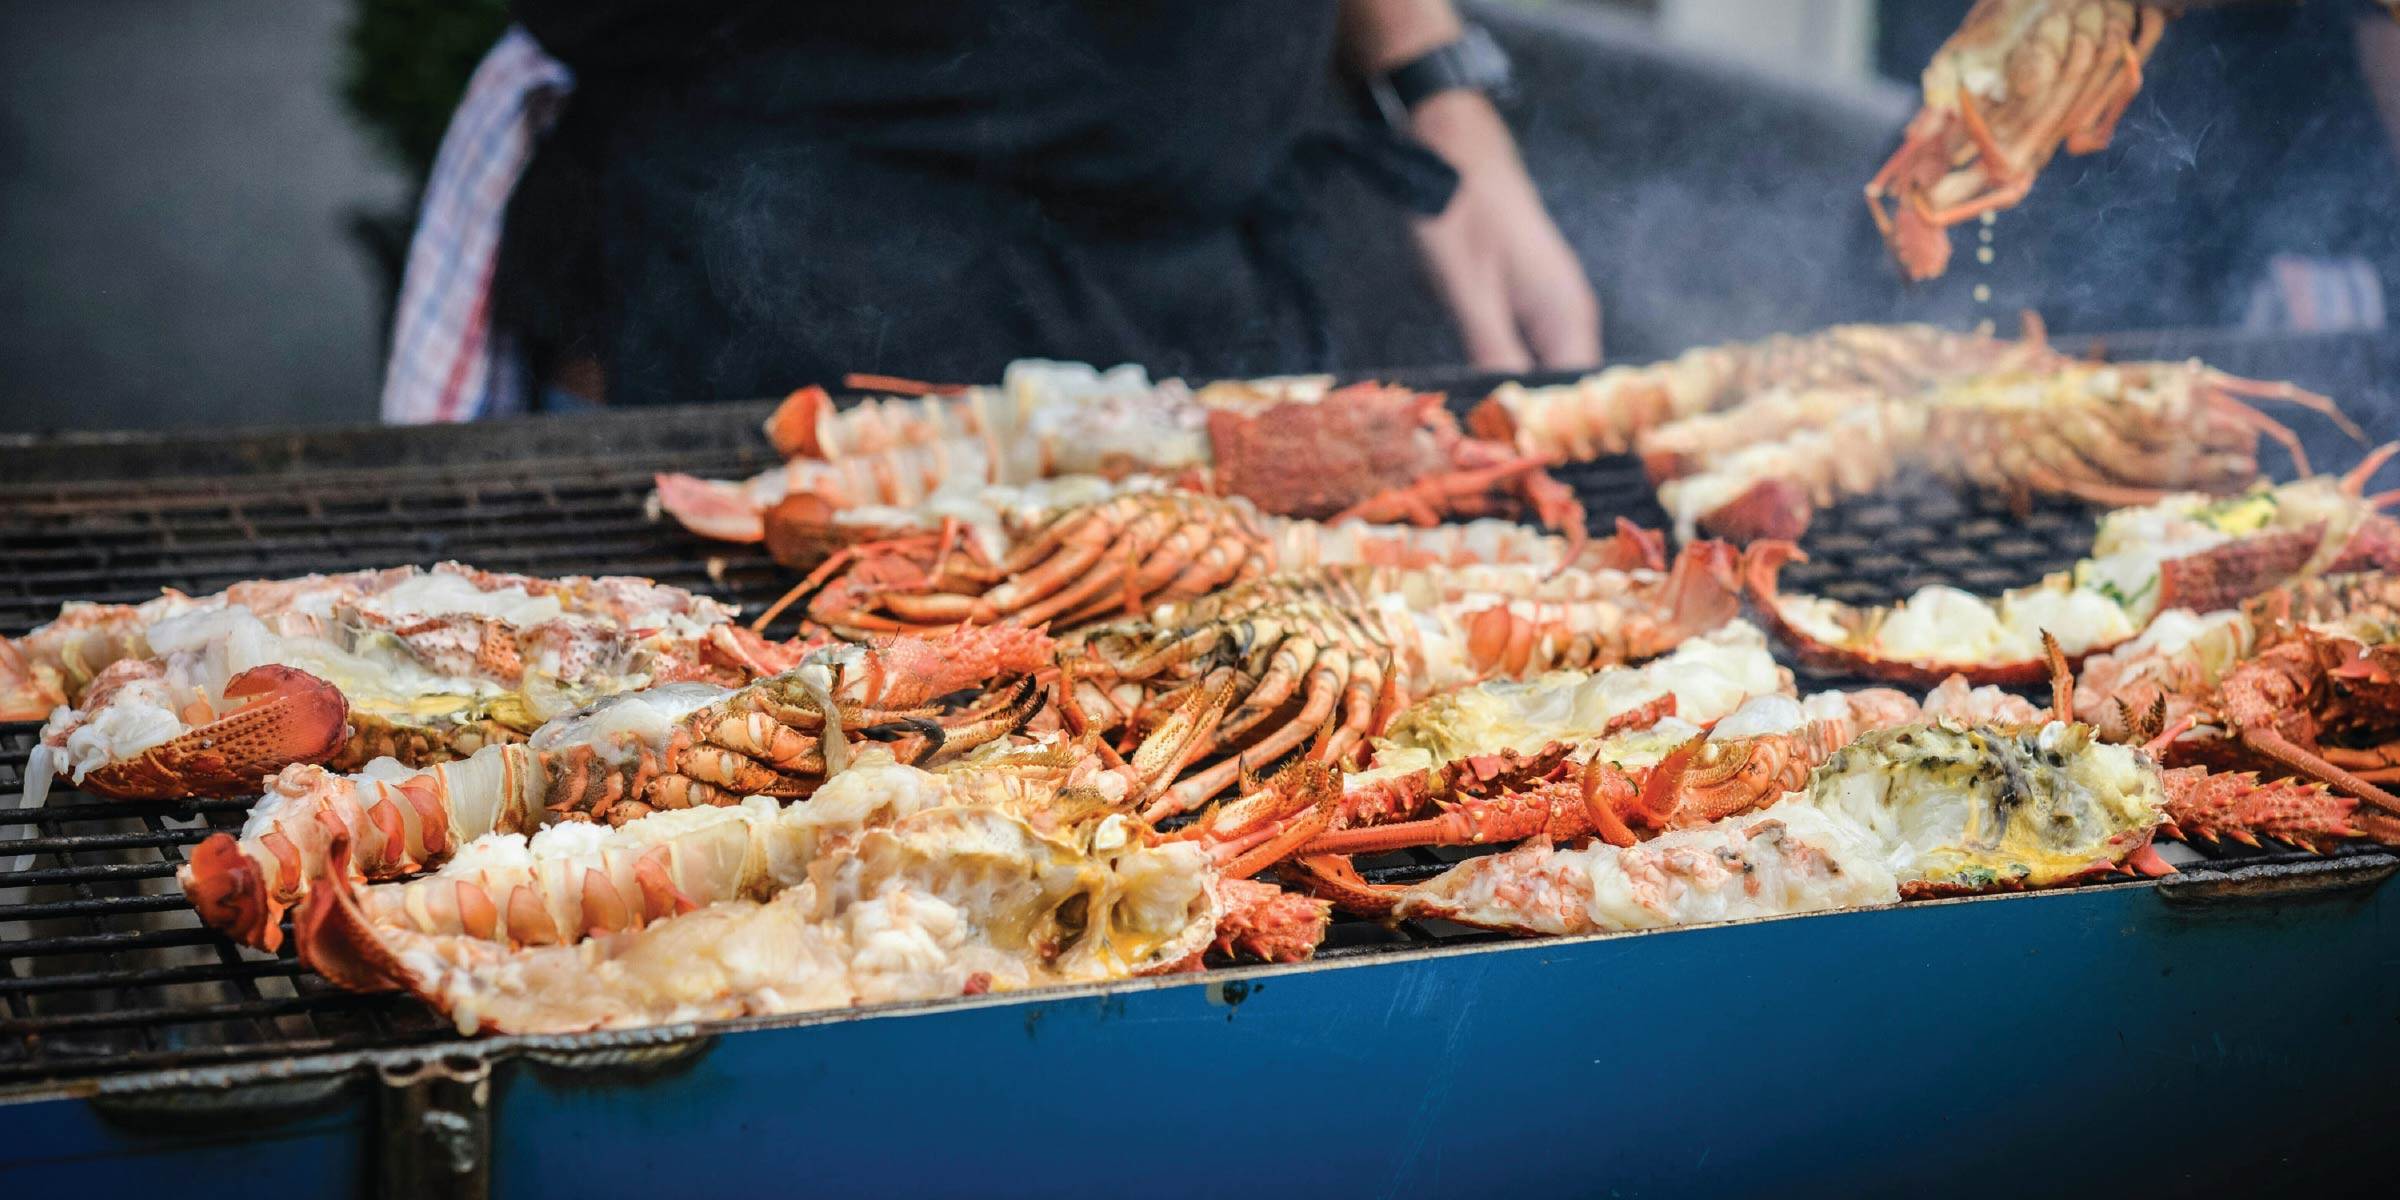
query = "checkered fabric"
xmin=379 ymin=27 xmax=573 ymax=423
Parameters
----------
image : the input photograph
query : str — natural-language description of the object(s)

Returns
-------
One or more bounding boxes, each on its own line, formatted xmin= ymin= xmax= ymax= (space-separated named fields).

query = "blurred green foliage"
xmin=340 ymin=0 xmax=513 ymax=182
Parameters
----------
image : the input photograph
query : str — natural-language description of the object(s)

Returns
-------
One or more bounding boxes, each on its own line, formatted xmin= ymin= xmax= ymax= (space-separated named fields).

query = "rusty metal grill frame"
xmin=3 ymin=345 xmax=2391 ymax=1095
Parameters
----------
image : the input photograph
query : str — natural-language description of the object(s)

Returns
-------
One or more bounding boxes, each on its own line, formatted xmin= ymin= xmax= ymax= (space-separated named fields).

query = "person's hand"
xmin=1407 ymin=90 xmax=1601 ymax=372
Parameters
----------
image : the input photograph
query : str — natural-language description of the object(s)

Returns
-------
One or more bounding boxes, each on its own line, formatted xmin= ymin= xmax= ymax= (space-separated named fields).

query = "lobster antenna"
xmin=2041 ymin=630 xmax=2072 ymax=723
xmin=2341 ymin=442 xmax=2400 ymax=497
xmin=2212 ymin=371 xmax=2365 ymax=443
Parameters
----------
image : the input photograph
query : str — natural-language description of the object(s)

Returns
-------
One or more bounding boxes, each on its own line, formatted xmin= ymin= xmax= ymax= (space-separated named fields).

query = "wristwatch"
xmin=1363 ymin=23 xmax=1518 ymax=130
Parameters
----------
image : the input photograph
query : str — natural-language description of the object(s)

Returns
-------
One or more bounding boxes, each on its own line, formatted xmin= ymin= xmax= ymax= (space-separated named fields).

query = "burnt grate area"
xmin=0 ymin=377 xmax=2349 ymax=1091
xmin=1544 ymin=454 xmax=2101 ymax=614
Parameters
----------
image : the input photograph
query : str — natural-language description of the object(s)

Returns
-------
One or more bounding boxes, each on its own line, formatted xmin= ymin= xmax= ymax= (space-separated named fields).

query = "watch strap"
xmin=1365 ymin=24 xmax=1516 ymax=127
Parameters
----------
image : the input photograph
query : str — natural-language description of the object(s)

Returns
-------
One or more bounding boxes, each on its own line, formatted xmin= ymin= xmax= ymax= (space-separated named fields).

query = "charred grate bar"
xmin=0 ymin=350 xmax=2376 ymax=1091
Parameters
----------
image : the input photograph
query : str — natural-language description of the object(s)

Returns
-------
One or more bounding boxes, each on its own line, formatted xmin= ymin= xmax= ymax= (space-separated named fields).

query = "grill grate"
xmin=0 ymin=380 xmax=2357 ymax=1091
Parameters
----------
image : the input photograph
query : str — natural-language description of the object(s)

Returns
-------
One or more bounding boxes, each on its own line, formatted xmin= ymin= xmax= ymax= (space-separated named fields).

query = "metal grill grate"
xmin=0 ymin=362 xmax=2368 ymax=1091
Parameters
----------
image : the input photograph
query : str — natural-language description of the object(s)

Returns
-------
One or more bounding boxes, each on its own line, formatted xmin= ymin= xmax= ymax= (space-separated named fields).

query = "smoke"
xmin=1476 ymin=0 xmax=2398 ymax=442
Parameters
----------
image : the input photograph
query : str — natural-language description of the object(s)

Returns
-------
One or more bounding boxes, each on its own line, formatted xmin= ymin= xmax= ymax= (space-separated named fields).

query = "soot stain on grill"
xmin=1204 ymin=978 xmax=1261 ymax=1019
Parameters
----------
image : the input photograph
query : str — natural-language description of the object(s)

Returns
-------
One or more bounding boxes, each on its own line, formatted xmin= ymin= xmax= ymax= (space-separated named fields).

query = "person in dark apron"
xmin=492 ymin=1 xmax=1599 ymax=409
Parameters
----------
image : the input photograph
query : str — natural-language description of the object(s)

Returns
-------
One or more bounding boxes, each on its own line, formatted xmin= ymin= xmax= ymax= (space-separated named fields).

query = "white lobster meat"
xmin=294 ymin=753 xmax=1224 ymax=1035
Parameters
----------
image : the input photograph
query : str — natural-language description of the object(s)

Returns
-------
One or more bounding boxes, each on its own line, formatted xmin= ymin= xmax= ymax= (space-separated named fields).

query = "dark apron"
xmin=496 ymin=1 xmax=1458 ymax=408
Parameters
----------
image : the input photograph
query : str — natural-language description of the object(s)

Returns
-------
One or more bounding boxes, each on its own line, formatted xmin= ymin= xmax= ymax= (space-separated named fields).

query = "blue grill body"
xmin=8 ymin=862 xmax=2394 ymax=1196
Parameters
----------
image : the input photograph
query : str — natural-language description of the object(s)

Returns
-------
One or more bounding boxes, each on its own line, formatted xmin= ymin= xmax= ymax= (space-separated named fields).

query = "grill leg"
xmin=376 ymin=1053 xmax=491 ymax=1200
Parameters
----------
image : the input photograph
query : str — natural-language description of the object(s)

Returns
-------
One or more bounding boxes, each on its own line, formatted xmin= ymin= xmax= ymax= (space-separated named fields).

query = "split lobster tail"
xmin=0 ymin=640 xmax=58 ymax=721
xmin=79 ymin=664 xmax=350 ymax=800
xmin=1740 ymin=540 xmax=2063 ymax=688
xmin=291 ymin=833 xmax=416 ymax=993
xmin=762 ymin=385 xmax=837 ymax=459
xmin=1701 ymin=478 xmax=1815 ymax=543
xmin=1597 ymin=517 xmax=1669 ymax=573
xmin=184 ymin=832 xmax=279 ymax=950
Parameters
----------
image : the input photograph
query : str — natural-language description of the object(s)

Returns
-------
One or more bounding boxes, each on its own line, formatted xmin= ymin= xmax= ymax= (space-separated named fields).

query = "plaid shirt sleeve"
xmin=379 ymin=27 xmax=575 ymax=424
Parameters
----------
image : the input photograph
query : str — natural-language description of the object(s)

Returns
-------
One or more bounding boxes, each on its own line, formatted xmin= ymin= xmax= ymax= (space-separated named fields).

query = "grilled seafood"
xmin=1262 ymin=666 xmax=2039 ymax=896
xmin=658 ymin=361 xmax=1212 ymax=543
xmin=1747 ymin=464 xmax=2400 ymax=686
xmin=765 ymin=479 xmax=1665 ymax=638
xmin=1353 ymin=650 xmax=2382 ymax=935
xmin=1065 ymin=549 xmax=1745 ymax=816
xmin=301 ymin=798 xmax=1217 ymax=1035
xmin=657 ymin=367 xmax=1584 ymax=550
xmin=293 ymin=748 xmax=1326 ymax=1034
xmin=1466 ymin=319 xmax=2060 ymax=464
xmin=1199 ymin=380 xmax=1583 ymax=541
xmin=300 ymin=747 xmax=1130 ymax=952
xmin=764 ymin=360 xmax=1214 ymax=474
xmin=1266 ymin=513 xmax=1662 ymax=575
xmin=1353 ymin=619 xmax=1794 ymax=770
xmin=37 ymin=663 xmax=352 ymax=802
xmin=177 ymin=627 xmax=1055 ymax=950
xmin=20 ymin=564 xmax=814 ymax=801
xmin=777 ymin=490 xmax=1277 ymax=638
xmin=1174 ymin=622 xmax=1800 ymax=865
xmin=1867 ymin=0 xmax=2169 ymax=280
xmin=2073 ymin=572 xmax=2400 ymax=842
xmin=1654 ymin=360 xmax=2350 ymax=543
xmin=1310 ymin=673 xmax=2048 ymax=859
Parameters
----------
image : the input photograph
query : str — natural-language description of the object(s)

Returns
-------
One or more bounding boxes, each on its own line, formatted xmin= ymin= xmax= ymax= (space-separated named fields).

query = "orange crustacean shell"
xmin=77 ymin=664 xmax=350 ymax=800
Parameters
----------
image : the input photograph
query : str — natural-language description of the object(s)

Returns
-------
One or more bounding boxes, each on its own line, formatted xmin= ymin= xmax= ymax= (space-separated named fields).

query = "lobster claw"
xmin=78 ymin=664 xmax=350 ymax=800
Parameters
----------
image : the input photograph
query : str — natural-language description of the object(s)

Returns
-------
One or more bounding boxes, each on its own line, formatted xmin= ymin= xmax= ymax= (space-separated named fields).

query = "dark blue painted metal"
xmin=0 ymin=1093 xmax=362 ymax=1194
xmin=5 ymin=877 xmax=2394 ymax=1197
xmin=495 ymin=880 xmax=2399 ymax=1198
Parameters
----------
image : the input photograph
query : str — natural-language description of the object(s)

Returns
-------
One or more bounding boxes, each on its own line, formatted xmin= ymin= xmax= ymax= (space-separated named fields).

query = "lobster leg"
xmin=2060 ymin=46 xmax=2137 ymax=156
xmin=2013 ymin=465 xmax=2182 ymax=510
xmin=1951 ymin=85 xmax=2025 ymax=199
xmin=1145 ymin=656 xmax=1347 ymax=821
xmin=1316 ymin=661 xmax=1387 ymax=767
xmin=2237 ymin=725 xmax=2400 ymax=821
xmin=1218 ymin=799 xmax=1338 ymax=881
xmin=1279 ymin=854 xmax=1409 ymax=918
xmin=1059 ymin=518 xmax=1212 ymax=626
xmin=1216 ymin=634 xmax=1323 ymax=745
xmin=2318 ymin=742 xmax=2400 ymax=775
xmin=1330 ymin=458 xmax=1554 ymax=530
xmin=1119 ymin=676 xmax=1237 ymax=806
xmin=2208 ymin=372 xmax=2365 ymax=444
xmin=919 ymin=676 xmax=1048 ymax=763
xmin=989 ymin=514 xmax=1163 ymax=625
xmin=1152 ymin=536 xmax=1260 ymax=612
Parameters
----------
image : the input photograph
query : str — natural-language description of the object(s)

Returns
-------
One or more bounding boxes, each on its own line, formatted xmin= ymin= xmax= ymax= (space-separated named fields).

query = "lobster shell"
xmin=77 ymin=664 xmax=350 ymax=800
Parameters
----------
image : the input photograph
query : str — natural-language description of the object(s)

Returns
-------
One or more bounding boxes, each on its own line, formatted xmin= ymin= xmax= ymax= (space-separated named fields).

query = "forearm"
xmin=1337 ymin=0 xmax=1465 ymax=77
